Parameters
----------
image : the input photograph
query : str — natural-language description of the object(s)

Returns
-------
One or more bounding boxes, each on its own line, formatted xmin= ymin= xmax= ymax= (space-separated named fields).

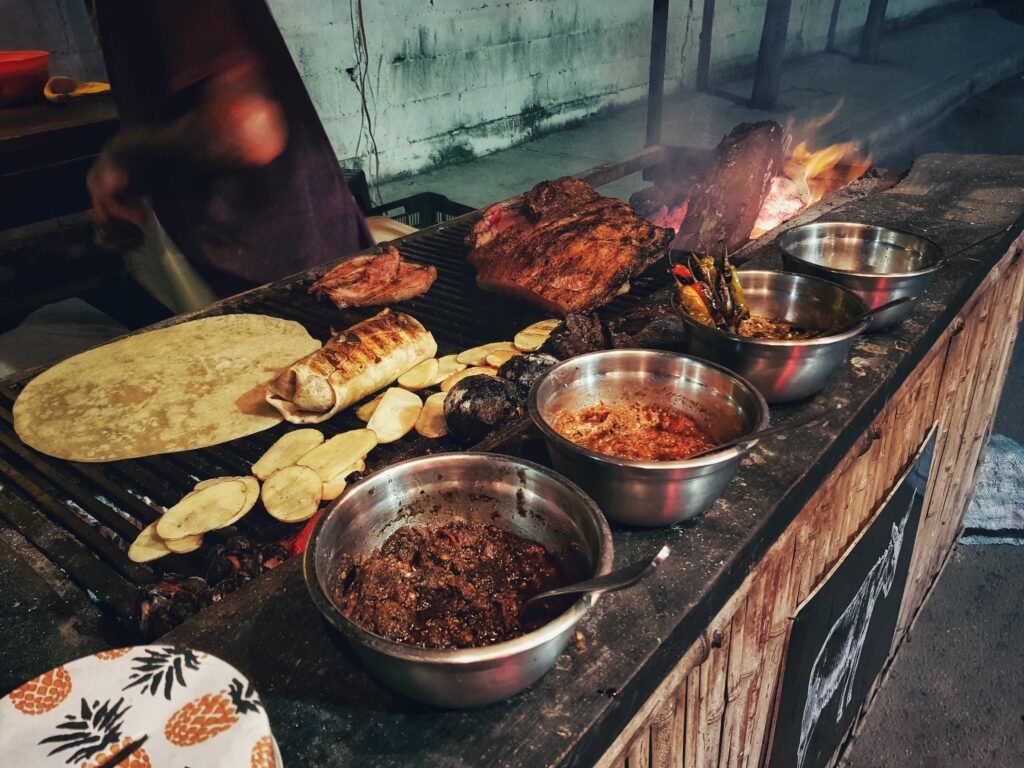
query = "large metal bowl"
xmin=776 ymin=222 xmax=943 ymax=329
xmin=529 ymin=350 xmax=769 ymax=527
xmin=304 ymin=452 xmax=613 ymax=708
xmin=676 ymin=270 xmax=869 ymax=404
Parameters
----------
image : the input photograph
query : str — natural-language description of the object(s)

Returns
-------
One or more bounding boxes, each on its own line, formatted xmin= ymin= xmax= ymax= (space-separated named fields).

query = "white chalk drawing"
xmin=796 ymin=498 xmax=912 ymax=768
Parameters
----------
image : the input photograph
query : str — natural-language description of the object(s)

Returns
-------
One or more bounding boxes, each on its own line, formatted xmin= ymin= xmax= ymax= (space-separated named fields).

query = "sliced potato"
xmin=440 ymin=366 xmax=498 ymax=392
xmin=367 ymin=387 xmax=422 ymax=443
xmin=262 ymin=465 xmax=323 ymax=523
xmin=156 ymin=479 xmax=248 ymax=539
xmin=437 ymin=354 xmax=467 ymax=377
xmin=397 ymin=358 xmax=440 ymax=391
xmin=321 ymin=458 xmax=367 ymax=502
xmin=354 ymin=392 xmax=386 ymax=422
xmin=514 ymin=319 xmax=561 ymax=352
xmin=486 ymin=349 xmax=520 ymax=368
xmin=189 ymin=476 xmax=259 ymax=529
xmin=164 ymin=533 xmax=203 ymax=554
xmin=456 ymin=341 xmax=517 ymax=366
xmin=128 ymin=522 xmax=172 ymax=563
xmin=415 ymin=392 xmax=448 ymax=438
xmin=252 ymin=429 xmax=324 ymax=480
xmin=297 ymin=428 xmax=378 ymax=483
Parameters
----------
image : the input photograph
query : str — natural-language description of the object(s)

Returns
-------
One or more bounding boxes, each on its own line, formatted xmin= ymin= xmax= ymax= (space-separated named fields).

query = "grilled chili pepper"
xmin=671 ymin=265 xmax=715 ymax=327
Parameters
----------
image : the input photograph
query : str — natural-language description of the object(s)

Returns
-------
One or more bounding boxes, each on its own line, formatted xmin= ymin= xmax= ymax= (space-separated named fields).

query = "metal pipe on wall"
xmin=696 ymin=0 xmax=716 ymax=92
xmin=750 ymin=0 xmax=794 ymax=111
xmin=646 ymin=0 xmax=670 ymax=146
xmin=857 ymin=0 xmax=890 ymax=64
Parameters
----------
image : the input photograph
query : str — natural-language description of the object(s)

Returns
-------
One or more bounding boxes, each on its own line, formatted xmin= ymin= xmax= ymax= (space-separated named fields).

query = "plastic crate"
xmin=369 ymin=192 xmax=474 ymax=229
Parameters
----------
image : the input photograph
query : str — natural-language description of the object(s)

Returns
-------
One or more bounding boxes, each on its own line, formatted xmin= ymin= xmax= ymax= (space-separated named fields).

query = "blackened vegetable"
xmin=497 ymin=352 xmax=559 ymax=397
xmin=443 ymin=375 xmax=522 ymax=443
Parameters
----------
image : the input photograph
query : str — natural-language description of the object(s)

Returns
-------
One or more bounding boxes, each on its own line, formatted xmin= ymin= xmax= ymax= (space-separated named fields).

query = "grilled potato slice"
xmin=486 ymin=349 xmax=520 ymax=368
xmin=297 ymin=428 xmax=378 ymax=483
xmin=252 ymin=429 xmax=324 ymax=480
xmin=440 ymin=366 xmax=498 ymax=392
xmin=415 ymin=392 xmax=448 ymax=438
xmin=164 ymin=533 xmax=203 ymax=554
xmin=190 ymin=476 xmax=259 ymax=528
xmin=322 ymin=458 xmax=366 ymax=501
xmin=456 ymin=341 xmax=516 ymax=366
xmin=397 ymin=358 xmax=440 ymax=391
xmin=514 ymin=319 xmax=561 ymax=352
xmin=366 ymin=387 xmax=422 ymax=443
xmin=354 ymin=392 xmax=386 ymax=422
xmin=128 ymin=522 xmax=172 ymax=563
xmin=156 ymin=479 xmax=249 ymax=539
xmin=262 ymin=465 xmax=323 ymax=523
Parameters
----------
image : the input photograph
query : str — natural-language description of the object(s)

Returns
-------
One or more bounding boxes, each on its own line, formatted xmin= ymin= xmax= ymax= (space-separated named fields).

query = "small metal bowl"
xmin=304 ymin=452 xmax=613 ymax=709
xmin=529 ymin=350 xmax=768 ymax=527
xmin=675 ymin=270 xmax=869 ymax=404
xmin=776 ymin=222 xmax=943 ymax=329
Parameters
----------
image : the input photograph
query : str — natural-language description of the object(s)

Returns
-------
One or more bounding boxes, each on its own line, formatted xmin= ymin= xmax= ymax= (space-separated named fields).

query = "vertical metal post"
xmin=646 ymin=0 xmax=670 ymax=146
xmin=750 ymin=0 xmax=794 ymax=111
xmin=696 ymin=0 xmax=716 ymax=92
xmin=826 ymin=0 xmax=844 ymax=52
xmin=857 ymin=0 xmax=889 ymax=64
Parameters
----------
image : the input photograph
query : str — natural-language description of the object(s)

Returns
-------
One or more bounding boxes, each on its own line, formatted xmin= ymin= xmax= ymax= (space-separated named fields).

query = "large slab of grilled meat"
xmin=465 ymin=178 xmax=675 ymax=315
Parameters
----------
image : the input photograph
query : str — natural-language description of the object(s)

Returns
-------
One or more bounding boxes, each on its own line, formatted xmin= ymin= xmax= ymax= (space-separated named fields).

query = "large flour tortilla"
xmin=14 ymin=314 xmax=321 ymax=462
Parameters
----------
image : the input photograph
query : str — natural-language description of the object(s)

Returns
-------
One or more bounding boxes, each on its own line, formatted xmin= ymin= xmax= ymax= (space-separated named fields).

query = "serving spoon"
xmin=807 ymin=296 xmax=912 ymax=338
xmin=523 ymin=545 xmax=671 ymax=610
xmin=685 ymin=410 xmax=828 ymax=461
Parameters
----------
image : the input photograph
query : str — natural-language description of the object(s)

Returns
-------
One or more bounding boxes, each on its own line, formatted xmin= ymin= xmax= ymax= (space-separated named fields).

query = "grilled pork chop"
xmin=466 ymin=178 xmax=675 ymax=315
xmin=310 ymin=246 xmax=437 ymax=308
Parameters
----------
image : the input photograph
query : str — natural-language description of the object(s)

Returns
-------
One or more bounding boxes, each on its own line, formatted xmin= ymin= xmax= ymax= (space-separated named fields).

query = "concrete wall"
xmin=2 ymin=0 xmax=966 ymax=182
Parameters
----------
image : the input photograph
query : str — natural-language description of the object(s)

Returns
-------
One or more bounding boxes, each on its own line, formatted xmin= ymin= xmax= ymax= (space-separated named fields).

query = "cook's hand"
xmin=87 ymin=153 xmax=145 ymax=251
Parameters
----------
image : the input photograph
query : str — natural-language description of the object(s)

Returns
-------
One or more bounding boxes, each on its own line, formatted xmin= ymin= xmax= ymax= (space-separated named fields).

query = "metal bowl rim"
xmin=528 ymin=349 xmax=770 ymax=470
xmin=303 ymin=451 xmax=614 ymax=665
xmin=673 ymin=269 xmax=870 ymax=347
xmin=775 ymin=222 xmax=944 ymax=279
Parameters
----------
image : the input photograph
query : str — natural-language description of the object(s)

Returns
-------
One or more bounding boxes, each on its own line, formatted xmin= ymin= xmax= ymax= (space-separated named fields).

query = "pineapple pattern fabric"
xmin=0 ymin=646 xmax=278 ymax=767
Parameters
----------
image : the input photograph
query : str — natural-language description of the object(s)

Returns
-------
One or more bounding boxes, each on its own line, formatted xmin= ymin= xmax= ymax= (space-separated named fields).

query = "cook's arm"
xmin=87 ymin=59 xmax=287 ymax=250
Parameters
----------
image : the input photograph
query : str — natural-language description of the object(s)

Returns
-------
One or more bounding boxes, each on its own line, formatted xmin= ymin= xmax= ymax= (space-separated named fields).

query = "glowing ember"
xmin=750 ymin=115 xmax=871 ymax=238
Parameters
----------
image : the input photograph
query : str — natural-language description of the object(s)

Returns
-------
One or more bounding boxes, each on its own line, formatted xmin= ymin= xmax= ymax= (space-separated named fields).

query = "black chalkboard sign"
xmin=767 ymin=425 xmax=936 ymax=768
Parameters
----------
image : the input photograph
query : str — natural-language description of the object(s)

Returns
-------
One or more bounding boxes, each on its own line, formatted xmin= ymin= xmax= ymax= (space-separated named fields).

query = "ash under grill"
xmin=0 ymin=208 xmax=673 ymax=635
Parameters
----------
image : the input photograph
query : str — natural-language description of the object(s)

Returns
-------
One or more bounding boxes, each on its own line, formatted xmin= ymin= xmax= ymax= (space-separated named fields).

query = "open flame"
xmin=750 ymin=113 xmax=871 ymax=239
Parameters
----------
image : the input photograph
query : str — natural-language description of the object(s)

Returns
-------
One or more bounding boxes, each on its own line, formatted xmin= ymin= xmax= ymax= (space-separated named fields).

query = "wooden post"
xmin=750 ymin=0 xmax=793 ymax=111
xmin=826 ymin=0 xmax=843 ymax=52
xmin=646 ymin=0 xmax=670 ymax=146
xmin=696 ymin=0 xmax=716 ymax=92
xmin=857 ymin=0 xmax=889 ymax=64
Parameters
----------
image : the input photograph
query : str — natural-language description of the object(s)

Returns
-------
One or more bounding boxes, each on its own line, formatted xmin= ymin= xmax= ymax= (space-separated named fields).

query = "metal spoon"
xmin=685 ymin=410 xmax=828 ymax=461
xmin=523 ymin=545 xmax=670 ymax=610
xmin=808 ymin=296 xmax=912 ymax=338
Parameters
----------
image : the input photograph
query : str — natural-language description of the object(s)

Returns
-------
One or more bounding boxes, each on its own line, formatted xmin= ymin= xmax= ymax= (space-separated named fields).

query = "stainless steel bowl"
xmin=529 ymin=350 xmax=769 ymax=527
xmin=304 ymin=452 xmax=613 ymax=708
xmin=776 ymin=222 xmax=943 ymax=329
xmin=676 ymin=270 xmax=869 ymax=404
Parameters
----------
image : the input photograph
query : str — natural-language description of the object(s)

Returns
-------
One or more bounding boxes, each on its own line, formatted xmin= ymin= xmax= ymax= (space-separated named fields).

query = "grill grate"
xmin=0 ymin=212 xmax=673 ymax=629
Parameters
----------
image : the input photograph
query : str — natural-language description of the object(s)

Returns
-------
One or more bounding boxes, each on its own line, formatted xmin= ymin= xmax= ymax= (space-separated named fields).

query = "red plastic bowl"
xmin=0 ymin=51 xmax=50 ymax=106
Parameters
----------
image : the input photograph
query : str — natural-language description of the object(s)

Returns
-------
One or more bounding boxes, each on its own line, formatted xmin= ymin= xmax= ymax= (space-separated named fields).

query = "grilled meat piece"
xmin=310 ymin=245 xmax=436 ymax=308
xmin=466 ymin=178 xmax=674 ymax=315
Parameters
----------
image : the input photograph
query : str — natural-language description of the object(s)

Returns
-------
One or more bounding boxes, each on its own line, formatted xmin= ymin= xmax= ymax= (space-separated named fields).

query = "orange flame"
xmin=750 ymin=109 xmax=871 ymax=238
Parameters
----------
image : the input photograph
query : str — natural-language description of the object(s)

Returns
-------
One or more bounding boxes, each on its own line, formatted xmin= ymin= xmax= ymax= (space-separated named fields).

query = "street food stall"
xmin=2 ymin=143 xmax=1023 ymax=767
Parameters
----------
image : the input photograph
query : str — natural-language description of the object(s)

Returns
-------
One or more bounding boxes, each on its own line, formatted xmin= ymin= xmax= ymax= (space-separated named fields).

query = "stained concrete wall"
xmin=2 ymin=0 xmax=967 ymax=182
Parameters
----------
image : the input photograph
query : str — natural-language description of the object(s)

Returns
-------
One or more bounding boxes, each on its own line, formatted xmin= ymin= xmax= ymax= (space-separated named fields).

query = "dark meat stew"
xmin=333 ymin=521 xmax=571 ymax=649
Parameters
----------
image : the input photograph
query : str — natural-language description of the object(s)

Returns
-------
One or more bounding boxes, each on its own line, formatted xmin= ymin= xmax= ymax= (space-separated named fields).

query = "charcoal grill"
xmin=0 ymin=149 xmax=890 ymax=638
xmin=0 ymin=192 xmax=673 ymax=635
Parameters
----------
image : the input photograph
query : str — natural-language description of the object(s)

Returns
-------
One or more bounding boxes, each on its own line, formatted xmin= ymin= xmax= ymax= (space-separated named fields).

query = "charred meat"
xmin=310 ymin=245 xmax=437 ymax=309
xmin=466 ymin=178 xmax=675 ymax=315
xmin=539 ymin=312 xmax=609 ymax=360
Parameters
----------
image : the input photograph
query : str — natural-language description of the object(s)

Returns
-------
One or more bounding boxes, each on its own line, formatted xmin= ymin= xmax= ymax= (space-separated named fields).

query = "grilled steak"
xmin=310 ymin=246 xmax=436 ymax=308
xmin=466 ymin=178 xmax=675 ymax=315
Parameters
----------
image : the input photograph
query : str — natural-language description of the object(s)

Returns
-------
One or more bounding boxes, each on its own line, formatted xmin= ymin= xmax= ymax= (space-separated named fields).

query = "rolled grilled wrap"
xmin=266 ymin=309 xmax=437 ymax=424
